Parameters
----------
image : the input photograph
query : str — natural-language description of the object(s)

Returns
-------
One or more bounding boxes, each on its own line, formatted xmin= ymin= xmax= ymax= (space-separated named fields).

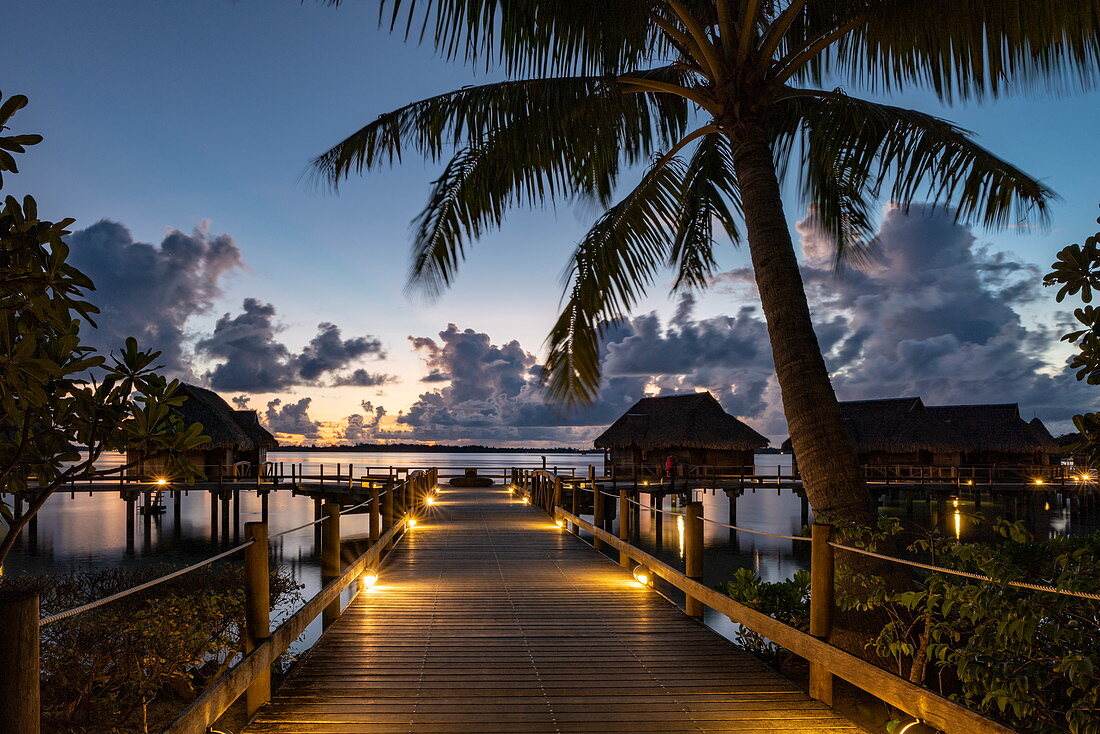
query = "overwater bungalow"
xmin=782 ymin=397 xmax=1059 ymax=470
xmin=926 ymin=403 xmax=1060 ymax=467
xmin=594 ymin=392 xmax=768 ymax=475
xmin=127 ymin=383 xmax=277 ymax=479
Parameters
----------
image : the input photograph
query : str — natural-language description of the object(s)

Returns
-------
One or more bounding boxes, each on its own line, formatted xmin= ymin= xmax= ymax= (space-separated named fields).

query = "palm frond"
xmin=310 ymin=72 xmax=690 ymax=192
xmin=544 ymin=156 xmax=689 ymax=405
xmin=670 ymin=132 xmax=741 ymax=291
xmin=775 ymin=88 xmax=1056 ymax=241
xmin=802 ymin=0 xmax=1100 ymax=101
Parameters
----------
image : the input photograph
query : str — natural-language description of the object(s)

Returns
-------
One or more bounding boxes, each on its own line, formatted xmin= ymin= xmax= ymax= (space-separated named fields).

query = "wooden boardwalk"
xmin=244 ymin=485 xmax=860 ymax=734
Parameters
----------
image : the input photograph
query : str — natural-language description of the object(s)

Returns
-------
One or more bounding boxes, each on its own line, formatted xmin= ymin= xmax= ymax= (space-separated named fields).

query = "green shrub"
xmin=7 ymin=563 xmax=302 ymax=733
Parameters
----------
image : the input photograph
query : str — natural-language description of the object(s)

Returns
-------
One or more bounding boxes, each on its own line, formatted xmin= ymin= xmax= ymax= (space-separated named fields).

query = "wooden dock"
xmin=243 ymin=484 xmax=859 ymax=734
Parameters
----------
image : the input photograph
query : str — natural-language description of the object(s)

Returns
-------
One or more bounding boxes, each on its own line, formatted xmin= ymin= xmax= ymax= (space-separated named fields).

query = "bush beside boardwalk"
xmin=723 ymin=521 xmax=1100 ymax=734
xmin=1 ymin=565 xmax=301 ymax=733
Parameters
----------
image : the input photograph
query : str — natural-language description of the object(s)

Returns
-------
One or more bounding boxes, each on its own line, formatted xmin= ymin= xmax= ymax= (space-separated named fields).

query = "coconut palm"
xmin=313 ymin=0 xmax=1097 ymax=526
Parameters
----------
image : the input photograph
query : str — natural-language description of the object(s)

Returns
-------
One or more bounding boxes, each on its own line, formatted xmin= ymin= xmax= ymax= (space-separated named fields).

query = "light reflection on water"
xmin=11 ymin=451 xmax=1099 ymax=649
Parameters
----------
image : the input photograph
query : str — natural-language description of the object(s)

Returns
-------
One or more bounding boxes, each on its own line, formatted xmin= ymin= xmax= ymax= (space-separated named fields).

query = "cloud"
xmin=331 ymin=369 xmax=397 ymax=387
xmin=67 ymin=220 xmax=244 ymax=376
xmin=342 ymin=401 xmax=387 ymax=442
xmin=264 ymin=397 xmax=321 ymax=439
xmin=390 ymin=204 xmax=1094 ymax=445
xmin=232 ymin=396 xmax=251 ymax=409
xmin=196 ymin=299 xmax=388 ymax=392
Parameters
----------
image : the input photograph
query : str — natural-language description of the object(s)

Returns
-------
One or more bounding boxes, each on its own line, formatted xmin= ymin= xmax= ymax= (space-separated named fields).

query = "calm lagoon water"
xmin=9 ymin=450 xmax=1097 ymax=647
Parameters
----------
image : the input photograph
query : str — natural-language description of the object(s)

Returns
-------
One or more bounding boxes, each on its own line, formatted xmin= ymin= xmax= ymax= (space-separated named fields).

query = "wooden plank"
xmin=242 ymin=486 xmax=861 ymax=734
xmin=560 ymin=508 xmax=1017 ymax=734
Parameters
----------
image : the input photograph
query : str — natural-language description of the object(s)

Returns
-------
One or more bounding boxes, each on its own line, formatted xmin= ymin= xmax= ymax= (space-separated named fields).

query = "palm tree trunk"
xmin=727 ymin=119 xmax=875 ymax=526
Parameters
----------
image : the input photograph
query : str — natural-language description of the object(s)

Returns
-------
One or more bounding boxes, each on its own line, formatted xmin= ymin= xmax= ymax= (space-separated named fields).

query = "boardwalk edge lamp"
xmin=406 ymin=516 xmax=418 ymax=528
xmin=359 ymin=570 xmax=379 ymax=591
xmin=632 ymin=565 xmax=652 ymax=587
xmin=554 ymin=518 xmax=564 ymax=529
xmin=155 ymin=478 xmax=167 ymax=486
xmin=521 ymin=496 xmax=530 ymax=505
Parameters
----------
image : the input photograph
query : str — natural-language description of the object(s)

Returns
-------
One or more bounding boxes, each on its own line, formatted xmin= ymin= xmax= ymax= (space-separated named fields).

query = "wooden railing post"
xmin=618 ymin=488 xmax=630 ymax=568
xmin=243 ymin=522 xmax=270 ymax=716
xmin=321 ymin=504 xmax=342 ymax=627
xmin=685 ymin=501 xmax=704 ymax=617
xmin=383 ymin=481 xmax=395 ymax=551
xmin=552 ymin=476 xmax=562 ymax=516
xmin=369 ymin=484 xmax=380 ymax=544
xmin=592 ymin=473 xmax=605 ymax=550
xmin=809 ymin=523 xmax=835 ymax=705
xmin=0 ymin=590 xmax=39 ymax=734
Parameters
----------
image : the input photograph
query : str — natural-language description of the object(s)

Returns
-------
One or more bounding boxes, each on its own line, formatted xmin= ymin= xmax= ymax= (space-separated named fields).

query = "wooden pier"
xmin=242 ymin=484 xmax=859 ymax=734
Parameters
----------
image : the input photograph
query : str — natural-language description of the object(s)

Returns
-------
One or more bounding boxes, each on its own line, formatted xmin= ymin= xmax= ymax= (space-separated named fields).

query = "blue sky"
xmin=5 ymin=1 xmax=1100 ymax=444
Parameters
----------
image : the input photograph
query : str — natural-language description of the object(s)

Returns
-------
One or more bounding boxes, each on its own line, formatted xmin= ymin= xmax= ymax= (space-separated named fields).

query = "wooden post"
xmin=685 ymin=501 xmax=704 ymax=617
xmin=809 ymin=523 xmax=835 ymax=706
xmin=321 ymin=504 xmax=342 ymax=627
xmin=0 ymin=590 xmax=40 ymax=734
xmin=243 ymin=522 xmax=271 ymax=715
xmin=383 ymin=481 xmax=395 ymax=551
xmin=369 ymin=484 xmax=381 ymax=543
xmin=618 ymin=488 xmax=630 ymax=568
xmin=552 ymin=476 xmax=562 ymax=516
xmin=593 ymin=476 xmax=605 ymax=550
xmin=570 ymin=478 xmax=580 ymax=534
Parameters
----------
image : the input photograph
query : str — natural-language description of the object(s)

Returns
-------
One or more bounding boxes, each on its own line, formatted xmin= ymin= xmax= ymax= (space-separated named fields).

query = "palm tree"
xmin=313 ymin=0 xmax=1096 ymax=527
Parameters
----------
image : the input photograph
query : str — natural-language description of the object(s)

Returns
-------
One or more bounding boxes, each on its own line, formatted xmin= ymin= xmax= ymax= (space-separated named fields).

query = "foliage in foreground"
xmin=724 ymin=523 xmax=1100 ymax=734
xmin=5 ymin=564 xmax=302 ymax=733
xmin=0 ymin=90 xmax=209 ymax=567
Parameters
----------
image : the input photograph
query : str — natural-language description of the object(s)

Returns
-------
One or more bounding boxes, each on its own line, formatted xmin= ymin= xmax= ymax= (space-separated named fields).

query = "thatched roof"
xmin=176 ymin=384 xmax=277 ymax=450
xmin=594 ymin=392 xmax=768 ymax=451
xmin=779 ymin=398 xmax=1060 ymax=455
xmin=837 ymin=397 xmax=967 ymax=453
xmin=926 ymin=404 xmax=1059 ymax=454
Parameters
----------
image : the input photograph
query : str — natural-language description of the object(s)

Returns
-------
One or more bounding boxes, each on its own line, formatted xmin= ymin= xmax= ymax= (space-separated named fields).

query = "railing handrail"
xmin=513 ymin=466 xmax=1094 ymax=734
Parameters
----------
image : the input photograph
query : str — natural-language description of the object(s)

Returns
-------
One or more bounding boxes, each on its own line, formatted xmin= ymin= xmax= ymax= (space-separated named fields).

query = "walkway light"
xmin=1032 ymin=478 xmax=1044 ymax=485
xmin=554 ymin=519 xmax=564 ymax=529
xmin=406 ymin=516 xmax=418 ymax=528
xmin=632 ymin=565 xmax=652 ymax=586
xmin=426 ymin=497 xmax=436 ymax=506
xmin=951 ymin=497 xmax=959 ymax=508
xmin=522 ymin=496 xmax=530 ymax=505
xmin=1080 ymin=473 xmax=1092 ymax=481
xmin=155 ymin=478 xmax=167 ymax=486
xmin=359 ymin=570 xmax=379 ymax=590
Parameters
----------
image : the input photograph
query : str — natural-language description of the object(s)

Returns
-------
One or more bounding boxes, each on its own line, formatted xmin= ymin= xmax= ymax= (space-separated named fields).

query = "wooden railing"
xmin=515 ymin=468 xmax=1016 ymax=734
xmin=0 ymin=468 xmax=440 ymax=734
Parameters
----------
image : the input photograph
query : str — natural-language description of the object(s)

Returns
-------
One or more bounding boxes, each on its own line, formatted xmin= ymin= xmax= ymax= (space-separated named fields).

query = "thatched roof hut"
xmin=782 ymin=397 xmax=1060 ymax=467
xmin=127 ymin=384 xmax=276 ymax=478
xmin=595 ymin=393 xmax=767 ymax=472
xmin=925 ymin=403 xmax=1059 ymax=457
xmin=172 ymin=384 xmax=277 ymax=451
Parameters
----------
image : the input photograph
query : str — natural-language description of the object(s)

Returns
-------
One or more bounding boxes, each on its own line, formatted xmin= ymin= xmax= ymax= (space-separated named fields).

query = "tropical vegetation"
xmin=0 ymin=91 xmax=209 ymax=568
xmin=312 ymin=0 xmax=1099 ymax=531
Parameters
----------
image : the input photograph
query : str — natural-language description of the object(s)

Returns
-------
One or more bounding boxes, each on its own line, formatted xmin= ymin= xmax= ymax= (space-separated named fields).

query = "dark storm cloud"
xmin=394 ymin=204 xmax=1093 ymax=445
xmin=714 ymin=203 xmax=1096 ymax=435
xmin=67 ymin=220 xmax=244 ymax=376
xmin=196 ymin=298 xmax=389 ymax=392
xmin=232 ymin=396 xmax=251 ymax=409
xmin=264 ymin=397 xmax=321 ymax=439
xmin=331 ymin=369 xmax=397 ymax=387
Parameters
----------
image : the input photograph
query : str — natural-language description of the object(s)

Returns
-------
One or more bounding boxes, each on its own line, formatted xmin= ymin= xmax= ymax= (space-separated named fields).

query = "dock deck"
xmin=243 ymin=484 xmax=859 ymax=734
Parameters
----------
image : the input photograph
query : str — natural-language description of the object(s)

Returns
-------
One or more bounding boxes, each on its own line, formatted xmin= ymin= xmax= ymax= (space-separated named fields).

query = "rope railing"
xmin=38 ymin=477 xmax=422 ymax=624
xmin=39 ymin=540 xmax=256 ymax=626
xmin=829 ymin=541 xmax=1100 ymax=601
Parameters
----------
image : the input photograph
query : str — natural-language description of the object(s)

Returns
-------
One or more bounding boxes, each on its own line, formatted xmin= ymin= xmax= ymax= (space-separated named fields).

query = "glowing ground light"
xmin=155 ymin=478 xmax=167 ymax=486
xmin=359 ymin=571 xmax=379 ymax=590
xmin=406 ymin=517 xmax=418 ymax=528
xmin=522 ymin=497 xmax=530 ymax=505
xmin=1033 ymin=479 xmax=1045 ymax=485
xmin=554 ymin=519 xmax=564 ymax=529
xmin=966 ymin=480 xmax=974 ymax=485
xmin=632 ymin=565 xmax=652 ymax=586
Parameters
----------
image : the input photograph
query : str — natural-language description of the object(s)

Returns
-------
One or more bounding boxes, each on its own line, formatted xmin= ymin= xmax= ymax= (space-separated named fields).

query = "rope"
xmin=40 ymin=540 xmax=256 ymax=626
xmin=269 ymin=515 xmax=328 ymax=539
xmin=829 ymin=542 xmax=1100 ymax=601
xmin=700 ymin=516 xmax=811 ymax=542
